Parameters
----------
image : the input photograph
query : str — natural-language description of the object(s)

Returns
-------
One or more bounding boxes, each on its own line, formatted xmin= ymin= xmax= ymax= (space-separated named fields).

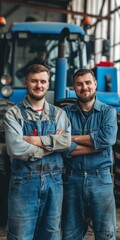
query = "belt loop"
xmin=96 ymin=169 xmax=99 ymax=176
xmin=84 ymin=171 xmax=87 ymax=178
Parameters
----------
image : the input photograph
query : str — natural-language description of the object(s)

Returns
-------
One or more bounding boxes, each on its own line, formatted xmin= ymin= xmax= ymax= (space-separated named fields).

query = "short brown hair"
xmin=26 ymin=64 xmax=50 ymax=78
xmin=73 ymin=68 xmax=96 ymax=83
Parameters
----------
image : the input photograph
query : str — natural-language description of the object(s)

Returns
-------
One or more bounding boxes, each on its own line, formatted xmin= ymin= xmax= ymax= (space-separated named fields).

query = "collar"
xmin=23 ymin=96 xmax=50 ymax=113
xmin=71 ymin=97 xmax=103 ymax=112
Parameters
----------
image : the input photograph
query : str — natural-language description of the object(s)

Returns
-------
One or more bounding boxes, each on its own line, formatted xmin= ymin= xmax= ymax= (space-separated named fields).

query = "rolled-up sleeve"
xmin=90 ymin=106 xmax=117 ymax=150
xmin=40 ymin=109 xmax=71 ymax=151
xmin=62 ymin=141 xmax=78 ymax=158
xmin=4 ymin=110 xmax=47 ymax=161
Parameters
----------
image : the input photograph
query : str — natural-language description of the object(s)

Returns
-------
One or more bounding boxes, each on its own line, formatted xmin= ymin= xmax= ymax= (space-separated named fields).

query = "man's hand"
xmin=56 ymin=129 xmax=64 ymax=134
xmin=23 ymin=129 xmax=64 ymax=147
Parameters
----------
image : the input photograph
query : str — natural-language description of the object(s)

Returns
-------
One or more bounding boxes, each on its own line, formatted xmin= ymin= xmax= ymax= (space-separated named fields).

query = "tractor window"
xmin=5 ymin=34 xmax=84 ymax=88
xmin=14 ymin=38 xmax=59 ymax=87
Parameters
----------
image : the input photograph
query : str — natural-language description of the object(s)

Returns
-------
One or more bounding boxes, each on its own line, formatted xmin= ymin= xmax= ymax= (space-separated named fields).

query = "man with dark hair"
xmin=4 ymin=64 xmax=71 ymax=240
xmin=62 ymin=68 xmax=117 ymax=240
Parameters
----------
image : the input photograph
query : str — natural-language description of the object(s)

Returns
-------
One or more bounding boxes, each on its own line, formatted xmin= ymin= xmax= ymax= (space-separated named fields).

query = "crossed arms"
xmin=23 ymin=131 xmax=96 ymax=157
xmin=70 ymin=134 xmax=96 ymax=156
xmin=4 ymin=107 xmax=71 ymax=161
xmin=23 ymin=129 xmax=64 ymax=148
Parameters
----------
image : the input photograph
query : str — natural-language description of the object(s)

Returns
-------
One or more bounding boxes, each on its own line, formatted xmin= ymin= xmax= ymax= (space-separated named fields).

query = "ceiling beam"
xmin=1 ymin=0 xmax=108 ymax=20
xmin=4 ymin=5 xmax=20 ymax=18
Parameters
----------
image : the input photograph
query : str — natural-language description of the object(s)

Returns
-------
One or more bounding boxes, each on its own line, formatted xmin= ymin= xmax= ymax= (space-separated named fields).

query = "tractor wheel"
xmin=113 ymin=112 xmax=120 ymax=207
xmin=0 ymin=99 xmax=14 ymax=227
xmin=55 ymin=98 xmax=77 ymax=108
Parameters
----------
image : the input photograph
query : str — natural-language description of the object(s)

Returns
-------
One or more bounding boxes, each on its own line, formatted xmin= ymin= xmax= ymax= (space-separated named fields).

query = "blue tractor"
xmin=0 ymin=20 xmax=120 ymax=226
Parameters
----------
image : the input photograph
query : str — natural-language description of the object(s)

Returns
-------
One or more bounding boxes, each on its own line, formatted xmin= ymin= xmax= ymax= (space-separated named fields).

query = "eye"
xmin=86 ymin=81 xmax=91 ymax=85
xmin=41 ymin=80 xmax=47 ymax=84
xmin=76 ymin=82 xmax=83 ymax=86
xmin=31 ymin=79 xmax=37 ymax=83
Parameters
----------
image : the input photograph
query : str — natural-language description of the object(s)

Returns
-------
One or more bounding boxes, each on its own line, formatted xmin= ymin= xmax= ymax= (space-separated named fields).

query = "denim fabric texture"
xmin=8 ymin=171 xmax=63 ymax=240
xmin=5 ymin=98 xmax=71 ymax=240
xmin=62 ymin=98 xmax=117 ymax=240
xmin=62 ymin=169 xmax=116 ymax=240
xmin=4 ymin=97 xmax=71 ymax=161
xmin=63 ymin=98 xmax=117 ymax=170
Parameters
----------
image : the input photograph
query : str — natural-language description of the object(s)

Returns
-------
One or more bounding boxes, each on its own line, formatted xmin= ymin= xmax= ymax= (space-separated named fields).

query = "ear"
xmin=95 ymin=80 xmax=97 ymax=89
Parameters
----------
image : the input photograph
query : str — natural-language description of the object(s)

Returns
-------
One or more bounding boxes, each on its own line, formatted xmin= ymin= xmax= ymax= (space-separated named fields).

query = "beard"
xmin=77 ymin=92 xmax=96 ymax=103
xmin=27 ymin=90 xmax=46 ymax=101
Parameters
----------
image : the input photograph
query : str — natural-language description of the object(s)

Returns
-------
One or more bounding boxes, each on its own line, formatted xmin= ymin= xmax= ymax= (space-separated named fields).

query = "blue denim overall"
xmin=62 ymin=101 xmax=116 ymax=240
xmin=7 ymin=103 xmax=63 ymax=240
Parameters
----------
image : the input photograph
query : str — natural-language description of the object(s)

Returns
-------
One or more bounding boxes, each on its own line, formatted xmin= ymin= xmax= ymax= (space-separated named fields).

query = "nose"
xmin=36 ymin=80 xmax=42 ymax=88
xmin=82 ymin=83 xmax=87 ymax=89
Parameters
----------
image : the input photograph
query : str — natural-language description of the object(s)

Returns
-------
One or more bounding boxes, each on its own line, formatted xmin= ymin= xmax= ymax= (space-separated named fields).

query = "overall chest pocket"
xmin=23 ymin=119 xmax=56 ymax=136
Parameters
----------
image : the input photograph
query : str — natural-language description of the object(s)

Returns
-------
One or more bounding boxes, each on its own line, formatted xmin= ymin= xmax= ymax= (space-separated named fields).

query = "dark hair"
xmin=73 ymin=68 xmax=96 ymax=83
xmin=26 ymin=64 xmax=50 ymax=78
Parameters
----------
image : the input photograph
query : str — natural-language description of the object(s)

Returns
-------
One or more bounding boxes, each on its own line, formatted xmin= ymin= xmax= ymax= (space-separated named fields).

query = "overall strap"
xmin=17 ymin=102 xmax=28 ymax=119
xmin=49 ymin=104 xmax=55 ymax=122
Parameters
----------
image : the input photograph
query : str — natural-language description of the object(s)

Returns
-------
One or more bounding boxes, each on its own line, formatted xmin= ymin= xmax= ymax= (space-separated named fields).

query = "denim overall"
xmin=62 ymin=101 xmax=116 ymax=240
xmin=7 ymin=103 xmax=63 ymax=240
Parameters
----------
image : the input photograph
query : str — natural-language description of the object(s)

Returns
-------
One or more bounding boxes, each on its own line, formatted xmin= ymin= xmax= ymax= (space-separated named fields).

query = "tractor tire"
xmin=0 ymin=99 xmax=14 ymax=227
xmin=55 ymin=98 xmax=77 ymax=108
xmin=113 ymin=112 xmax=120 ymax=207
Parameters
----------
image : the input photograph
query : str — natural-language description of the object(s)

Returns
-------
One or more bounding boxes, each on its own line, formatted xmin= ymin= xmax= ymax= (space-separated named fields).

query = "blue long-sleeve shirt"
xmin=63 ymin=97 xmax=117 ymax=171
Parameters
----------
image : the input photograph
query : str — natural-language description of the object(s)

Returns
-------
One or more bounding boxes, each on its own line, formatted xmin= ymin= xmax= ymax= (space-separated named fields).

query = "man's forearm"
xmin=72 ymin=134 xmax=93 ymax=147
xmin=23 ymin=129 xmax=65 ymax=149
xmin=70 ymin=144 xmax=97 ymax=156
xmin=23 ymin=136 xmax=44 ymax=148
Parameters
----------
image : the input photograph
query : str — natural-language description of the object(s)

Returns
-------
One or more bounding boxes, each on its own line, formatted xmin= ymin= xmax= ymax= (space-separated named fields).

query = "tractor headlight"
xmin=1 ymin=85 xmax=13 ymax=97
xmin=0 ymin=74 xmax=12 ymax=85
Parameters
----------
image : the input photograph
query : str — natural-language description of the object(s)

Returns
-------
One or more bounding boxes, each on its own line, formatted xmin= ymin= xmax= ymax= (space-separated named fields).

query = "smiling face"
xmin=73 ymin=72 xmax=97 ymax=103
xmin=25 ymin=71 xmax=49 ymax=101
